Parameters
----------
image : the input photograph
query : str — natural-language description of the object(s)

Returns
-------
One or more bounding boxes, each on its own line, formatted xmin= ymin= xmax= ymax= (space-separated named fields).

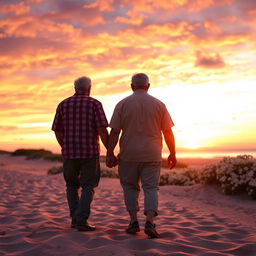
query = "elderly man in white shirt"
xmin=106 ymin=73 xmax=176 ymax=238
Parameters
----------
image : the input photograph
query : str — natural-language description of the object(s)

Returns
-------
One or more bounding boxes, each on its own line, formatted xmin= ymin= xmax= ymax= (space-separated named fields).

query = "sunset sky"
xmin=1 ymin=0 xmax=256 ymax=156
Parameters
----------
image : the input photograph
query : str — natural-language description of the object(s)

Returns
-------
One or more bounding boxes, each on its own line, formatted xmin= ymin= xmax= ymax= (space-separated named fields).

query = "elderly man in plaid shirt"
xmin=52 ymin=76 xmax=108 ymax=231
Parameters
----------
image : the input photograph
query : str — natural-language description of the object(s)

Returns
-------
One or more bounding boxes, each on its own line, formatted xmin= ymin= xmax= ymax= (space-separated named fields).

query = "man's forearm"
xmin=107 ymin=128 xmax=121 ymax=156
xmin=163 ymin=129 xmax=176 ymax=155
xmin=54 ymin=131 xmax=63 ymax=147
xmin=97 ymin=127 xmax=109 ymax=149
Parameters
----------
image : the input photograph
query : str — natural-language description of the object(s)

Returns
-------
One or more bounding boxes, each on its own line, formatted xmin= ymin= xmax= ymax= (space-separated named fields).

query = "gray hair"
xmin=74 ymin=76 xmax=91 ymax=91
xmin=131 ymin=73 xmax=149 ymax=88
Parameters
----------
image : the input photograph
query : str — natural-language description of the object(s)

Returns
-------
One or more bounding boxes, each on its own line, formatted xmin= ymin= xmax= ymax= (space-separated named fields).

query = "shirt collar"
xmin=133 ymin=89 xmax=147 ymax=94
xmin=74 ymin=92 xmax=89 ymax=96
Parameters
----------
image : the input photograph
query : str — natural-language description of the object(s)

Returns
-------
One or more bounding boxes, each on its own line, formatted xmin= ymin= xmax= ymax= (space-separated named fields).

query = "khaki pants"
xmin=118 ymin=160 xmax=161 ymax=216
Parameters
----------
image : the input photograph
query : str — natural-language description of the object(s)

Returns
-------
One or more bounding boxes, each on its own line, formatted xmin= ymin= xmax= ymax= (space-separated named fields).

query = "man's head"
xmin=74 ymin=76 xmax=91 ymax=95
xmin=131 ymin=73 xmax=150 ymax=91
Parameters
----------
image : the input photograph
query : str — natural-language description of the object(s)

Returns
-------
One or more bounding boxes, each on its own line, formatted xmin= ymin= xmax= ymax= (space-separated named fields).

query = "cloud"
xmin=0 ymin=1 xmax=30 ymax=15
xmin=204 ymin=20 xmax=221 ymax=34
xmin=0 ymin=126 xmax=18 ymax=131
xmin=0 ymin=1 xmax=254 ymax=106
xmin=195 ymin=51 xmax=226 ymax=68
xmin=83 ymin=0 xmax=114 ymax=12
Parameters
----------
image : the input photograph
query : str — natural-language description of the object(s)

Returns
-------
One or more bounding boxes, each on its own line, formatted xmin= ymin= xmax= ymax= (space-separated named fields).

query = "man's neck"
xmin=133 ymin=89 xmax=147 ymax=93
xmin=75 ymin=91 xmax=89 ymax=96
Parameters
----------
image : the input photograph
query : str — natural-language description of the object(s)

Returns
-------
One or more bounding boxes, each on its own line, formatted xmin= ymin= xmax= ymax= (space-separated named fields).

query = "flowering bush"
xmin=47 ymin=155 xmax=256 ymax=199
xmin=247 ymin=178 xmax=256 ymax=199
xmin=200 ymin=164 xmax=217 ymax=184
xmin=159 ymin=169 xmax=199 ymax=186
xmin=215 ymin=155 xmax=256 ymax=198
xmin=159 ymin=155 xmax=256 ymax=200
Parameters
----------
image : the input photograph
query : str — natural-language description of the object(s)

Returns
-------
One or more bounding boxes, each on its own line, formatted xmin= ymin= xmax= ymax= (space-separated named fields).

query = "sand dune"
xmin=0 ymin=155 xmax=256 ymax=256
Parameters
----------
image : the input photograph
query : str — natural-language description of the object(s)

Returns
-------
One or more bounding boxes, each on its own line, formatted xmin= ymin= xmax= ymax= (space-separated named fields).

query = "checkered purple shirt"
xmin=52 ymin=92 xmax=108 ymax=159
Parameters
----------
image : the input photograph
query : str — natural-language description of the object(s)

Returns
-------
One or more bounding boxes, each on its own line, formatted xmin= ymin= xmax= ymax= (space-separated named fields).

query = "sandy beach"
xmin=0 ymin=154 xmax=256 ymax=256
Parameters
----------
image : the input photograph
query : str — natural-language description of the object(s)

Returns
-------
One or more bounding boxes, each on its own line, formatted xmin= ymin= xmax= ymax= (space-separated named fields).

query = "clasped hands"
xmin=106 ymin=152 xmax=118 ymax=168
xmin=106 ymin=152 xmax=176 ymax=169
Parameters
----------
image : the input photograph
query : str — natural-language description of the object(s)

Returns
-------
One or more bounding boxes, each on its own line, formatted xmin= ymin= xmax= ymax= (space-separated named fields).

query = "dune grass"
xmin=11 ymin=149 xmax=62 ymax=162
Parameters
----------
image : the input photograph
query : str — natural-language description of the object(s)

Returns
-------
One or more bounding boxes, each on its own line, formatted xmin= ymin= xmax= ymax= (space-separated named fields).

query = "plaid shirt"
xmin=52 ymin=92 xmax=108 ymax=159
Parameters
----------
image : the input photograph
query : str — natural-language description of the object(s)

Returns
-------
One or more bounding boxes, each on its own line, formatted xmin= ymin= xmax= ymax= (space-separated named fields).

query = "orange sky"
xmin=0 ymin=0 xmax=256 ymax=155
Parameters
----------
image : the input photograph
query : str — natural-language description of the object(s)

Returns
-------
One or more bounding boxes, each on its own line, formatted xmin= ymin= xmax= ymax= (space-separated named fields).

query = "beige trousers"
xmin=118 ymin=160 xmax=161 ymax=216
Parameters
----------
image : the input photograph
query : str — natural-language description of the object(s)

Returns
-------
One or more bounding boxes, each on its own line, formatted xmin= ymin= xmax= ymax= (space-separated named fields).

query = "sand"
xmin=0 ymin=154 xmax=256 ymax=256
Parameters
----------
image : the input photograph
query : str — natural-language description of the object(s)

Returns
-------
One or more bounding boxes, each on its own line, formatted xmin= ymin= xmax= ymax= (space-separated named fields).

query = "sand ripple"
xmin=0 ymin=168 xmax=256 ymax=256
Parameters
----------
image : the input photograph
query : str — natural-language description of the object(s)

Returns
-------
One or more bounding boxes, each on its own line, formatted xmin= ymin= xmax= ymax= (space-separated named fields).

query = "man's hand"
xmin=168 ymin=154 xmax=177 ymax=169
xmin=106 ymin=152 xmax=118 ymax=168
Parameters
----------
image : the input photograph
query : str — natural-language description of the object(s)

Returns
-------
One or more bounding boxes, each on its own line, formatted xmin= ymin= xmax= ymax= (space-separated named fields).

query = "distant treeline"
xmin=1 ymin=149 xmax=188 ymax=168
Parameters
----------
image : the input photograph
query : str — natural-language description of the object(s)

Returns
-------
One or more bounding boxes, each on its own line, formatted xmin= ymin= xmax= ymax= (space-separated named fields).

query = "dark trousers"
xmin=63 ymin=156 xmax=100 ymax=224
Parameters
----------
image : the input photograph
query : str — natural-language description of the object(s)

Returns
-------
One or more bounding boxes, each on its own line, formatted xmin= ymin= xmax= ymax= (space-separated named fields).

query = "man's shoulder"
xmin=87 ymin=96 xmax=102 ymax=104
xmin=146 ymin=93 xmax=166 ymax=107
xmin=115 ymin=94 xmax=133 ymax=107
xmin=57 ymin=96 xmax=73 ymax=107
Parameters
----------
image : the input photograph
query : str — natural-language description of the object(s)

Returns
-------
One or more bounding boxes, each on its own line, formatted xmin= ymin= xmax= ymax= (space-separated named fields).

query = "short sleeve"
xmin=94 ymin=101 xmax=108 ymax=128
xmin=52 ymin=103 xmax=63 ymax=132
xmin=161 ymin=104 xmax=174 ymax=131
xmin=109 ymin=103 xmax=122 ymax=130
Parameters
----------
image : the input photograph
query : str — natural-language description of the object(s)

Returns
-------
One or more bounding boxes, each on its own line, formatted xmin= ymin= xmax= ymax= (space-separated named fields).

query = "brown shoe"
xmin=126 ymin=221 xmax=140 ymax=234
xmin=144 ymin=221 xmax=159 ymax=238
xmin=76 ymin=221 xmax=96 ymax=232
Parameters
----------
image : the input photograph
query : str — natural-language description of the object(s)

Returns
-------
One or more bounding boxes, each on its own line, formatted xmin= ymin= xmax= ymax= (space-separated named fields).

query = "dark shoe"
xmin=126 ymin=221 xmax=140 ymax=234
xmin=76 ymin=221 xmax=96 ymax=232
xmin=144 ymin=221 xmax=159 ymax=238
xmin=71 ymin=218 xmax=76 ymax=228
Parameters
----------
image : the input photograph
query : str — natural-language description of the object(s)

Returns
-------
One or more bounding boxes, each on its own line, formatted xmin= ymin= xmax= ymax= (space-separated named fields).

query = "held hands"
xmin=168 ymin=154 xmax=177 ymax=169
xmin=106 ymin=152 xmax=118 ymax=168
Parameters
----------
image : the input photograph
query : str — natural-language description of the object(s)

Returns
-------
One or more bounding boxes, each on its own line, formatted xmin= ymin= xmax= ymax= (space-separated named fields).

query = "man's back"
xmin=110 ymin=90 xmax=174 ymax=162
xmin=52 ymin=93 xmax=108 ymax=159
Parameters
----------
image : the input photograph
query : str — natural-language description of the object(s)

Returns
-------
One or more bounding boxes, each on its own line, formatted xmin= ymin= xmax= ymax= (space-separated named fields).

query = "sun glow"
xmin=183 ymin=143 xmax=201 ymax=150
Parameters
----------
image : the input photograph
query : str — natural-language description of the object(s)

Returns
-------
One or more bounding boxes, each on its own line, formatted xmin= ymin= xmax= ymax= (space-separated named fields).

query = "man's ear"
xmin=131 ymin=83 xmax=135 ymax=91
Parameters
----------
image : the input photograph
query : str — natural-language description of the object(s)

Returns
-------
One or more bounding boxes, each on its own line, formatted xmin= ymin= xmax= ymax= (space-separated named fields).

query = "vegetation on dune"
xmin=47 ymin=165 xmax=119 ymax=177
xmin=11 ymin=149 xmax=62 ymax=162
xmin=48 ymin=155 xmax=256 ymax=200
xmin=0 ymin=150 xmax=11 ymax=155
xmin=159 ymin=155 xmax=256 ymax=200
xmin=6 ymin=149 xmax=256 ymax=199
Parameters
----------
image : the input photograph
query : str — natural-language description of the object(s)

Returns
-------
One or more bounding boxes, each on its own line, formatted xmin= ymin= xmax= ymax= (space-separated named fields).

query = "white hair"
xmin=131 ymin=73 xmax=149 ymax=87
xmin=74 ymin=76 xmax=91 ymax=91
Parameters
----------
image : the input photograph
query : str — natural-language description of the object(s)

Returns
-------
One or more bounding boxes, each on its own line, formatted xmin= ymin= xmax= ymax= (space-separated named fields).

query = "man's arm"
xmin=97 ymin=127 xmax=109 ymax=149
xmin=162 ymin=128 xmax=177 ymax=169
xmin=54 ymin=131 xmax=63 ymax=148
xmin=106 ymin=128 xmax=121 ymax=167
